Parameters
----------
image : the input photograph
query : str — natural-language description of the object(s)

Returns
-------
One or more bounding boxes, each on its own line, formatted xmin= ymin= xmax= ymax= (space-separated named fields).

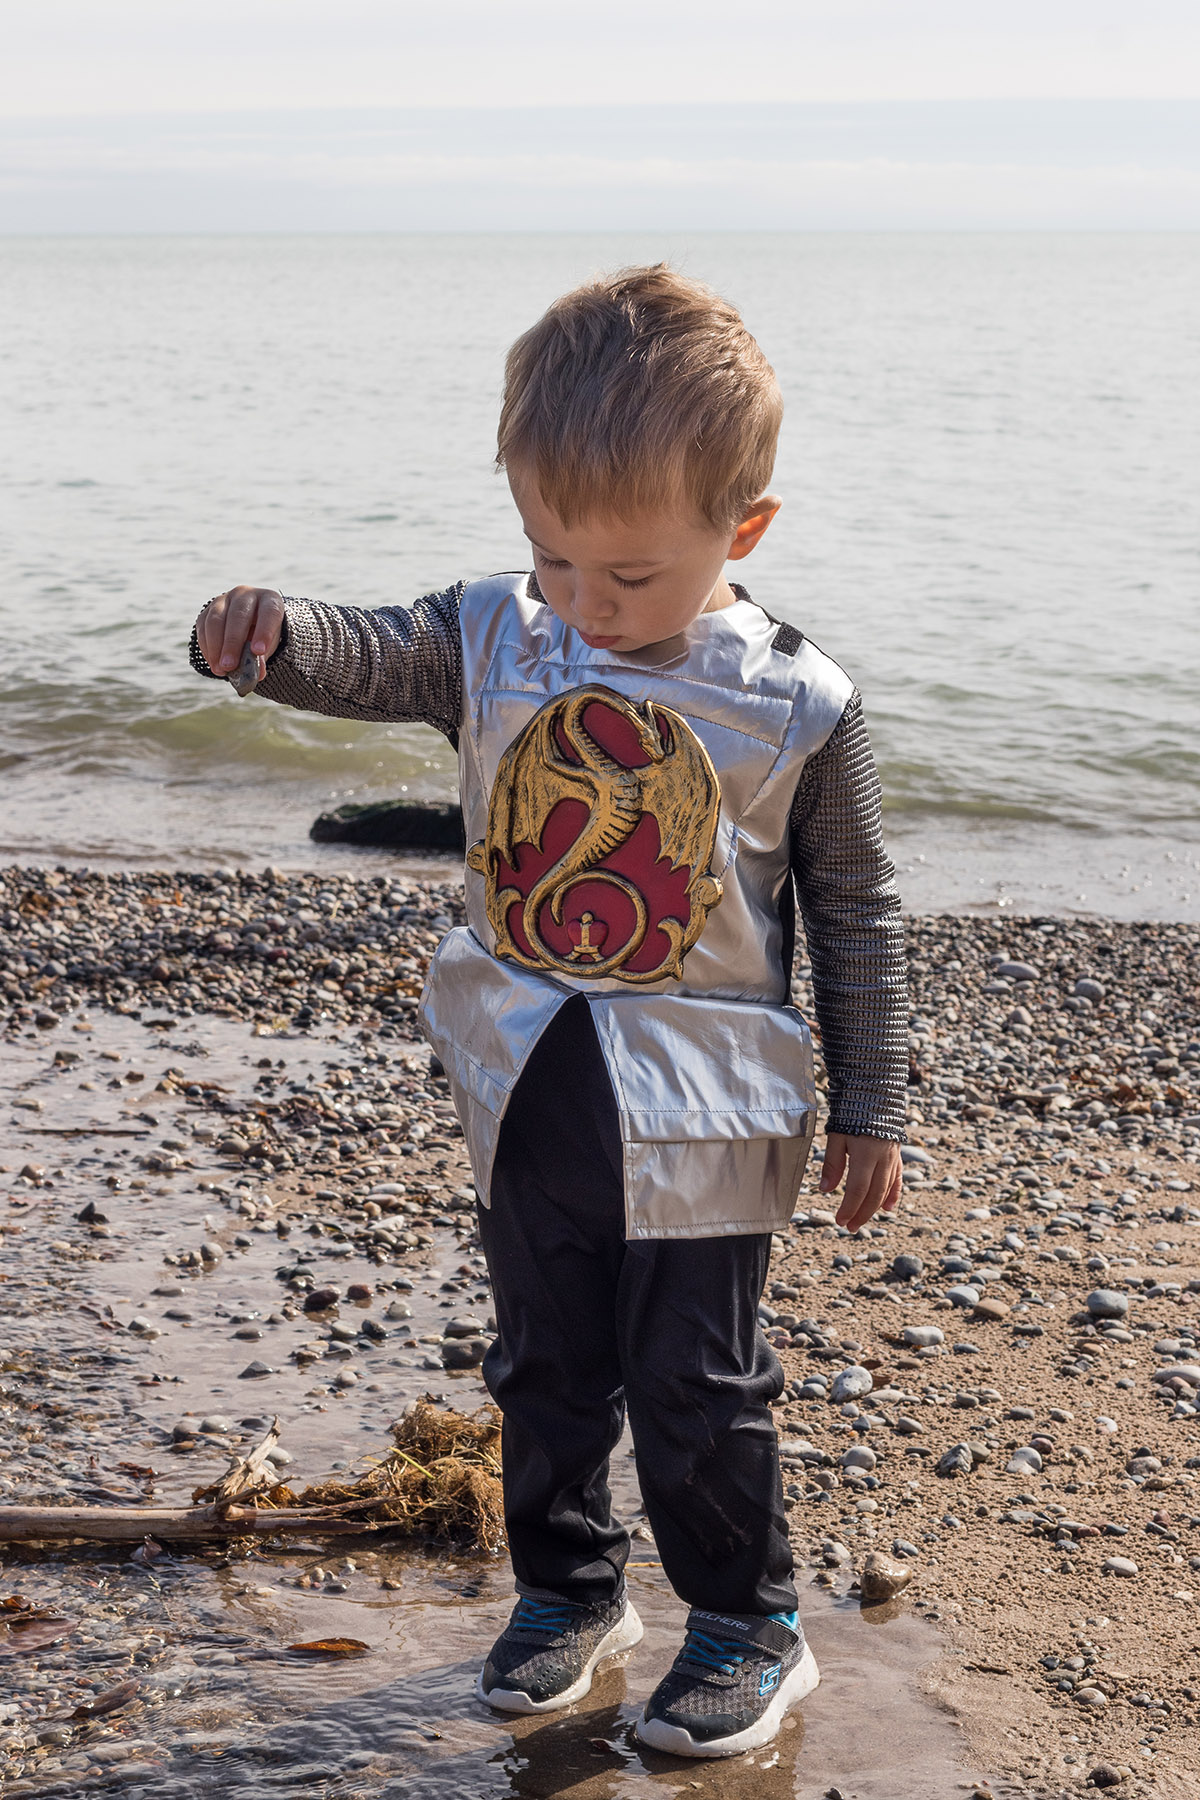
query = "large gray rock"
xmin=902 ymin=1324 xmax=944 ymax=1348
xmin=1086 ymin=1288 xmax=1129 ymax=1319
xmin=830 ymin=1365 xmax=874 ymax=1403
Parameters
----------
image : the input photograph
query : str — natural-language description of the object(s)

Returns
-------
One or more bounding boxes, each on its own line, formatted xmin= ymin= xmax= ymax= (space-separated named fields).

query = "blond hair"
xmin=496 ymin=264 xmax=782 ymax=533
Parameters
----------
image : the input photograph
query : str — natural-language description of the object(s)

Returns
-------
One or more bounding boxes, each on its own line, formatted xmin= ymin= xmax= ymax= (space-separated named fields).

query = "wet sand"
xmin=2 ymin=864 xmax=1199 ymax=1798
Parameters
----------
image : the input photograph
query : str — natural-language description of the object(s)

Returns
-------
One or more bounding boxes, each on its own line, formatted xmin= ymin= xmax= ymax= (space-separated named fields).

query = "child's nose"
xmin=573 ymin=582 xmax=617 ymax=624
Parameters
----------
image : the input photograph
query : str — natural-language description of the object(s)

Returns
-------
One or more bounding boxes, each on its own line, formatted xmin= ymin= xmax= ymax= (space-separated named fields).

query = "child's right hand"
xmin=198 ymin=586 xmax=286 ymax=679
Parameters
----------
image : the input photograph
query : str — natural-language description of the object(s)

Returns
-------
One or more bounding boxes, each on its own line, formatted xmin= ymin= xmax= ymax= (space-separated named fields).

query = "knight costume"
xmin=190 ymin=573 xmax=907 ymax=1616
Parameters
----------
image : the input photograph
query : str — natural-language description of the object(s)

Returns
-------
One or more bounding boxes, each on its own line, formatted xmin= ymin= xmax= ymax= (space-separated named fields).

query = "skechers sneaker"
xmin=636 ymin=1607 xmax=819 ymax=1758
xmin=476 ymin=1589 xmax=644 ymax=1714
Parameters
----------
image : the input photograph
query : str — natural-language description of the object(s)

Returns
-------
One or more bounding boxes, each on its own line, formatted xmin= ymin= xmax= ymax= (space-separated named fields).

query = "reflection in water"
xmin=183 ymin=1650 xmax=809 ymax=1800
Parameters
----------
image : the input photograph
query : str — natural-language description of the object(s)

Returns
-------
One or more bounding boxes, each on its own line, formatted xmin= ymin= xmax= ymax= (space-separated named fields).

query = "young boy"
xmin=190 ymin=264 xmax=907 ymax=1760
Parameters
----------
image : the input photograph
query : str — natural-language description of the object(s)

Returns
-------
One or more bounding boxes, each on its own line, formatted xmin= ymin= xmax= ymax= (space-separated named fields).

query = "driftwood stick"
xmin=0 ymin=1504 xmax=381 ymax=1544
xmin=193 ymin=1417 xmax=283 ymax=1506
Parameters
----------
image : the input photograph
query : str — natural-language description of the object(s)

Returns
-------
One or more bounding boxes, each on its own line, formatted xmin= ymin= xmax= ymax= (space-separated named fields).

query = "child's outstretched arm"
xmin=189 ymin=582 xmax=464 ymax=738
xmin=788 ymin=691 xmax=909 ymax=1233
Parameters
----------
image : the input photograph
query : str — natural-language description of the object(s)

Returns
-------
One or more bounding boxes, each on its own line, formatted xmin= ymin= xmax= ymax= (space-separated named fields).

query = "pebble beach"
xmin=3 ymin=860 xmax=1200 ymax=1799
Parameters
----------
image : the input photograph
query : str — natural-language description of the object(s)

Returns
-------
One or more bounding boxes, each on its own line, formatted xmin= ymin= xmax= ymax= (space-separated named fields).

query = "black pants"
xmin=476 ymin=995 xmax=796 ymax=1617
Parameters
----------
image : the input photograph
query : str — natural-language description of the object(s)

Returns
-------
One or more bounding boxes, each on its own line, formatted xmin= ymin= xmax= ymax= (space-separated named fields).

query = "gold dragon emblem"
xmin=467 ymin=684 xmax=723 ymax=982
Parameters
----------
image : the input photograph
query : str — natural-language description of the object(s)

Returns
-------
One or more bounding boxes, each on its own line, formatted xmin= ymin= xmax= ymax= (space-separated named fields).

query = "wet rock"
xmin=443 ymin=1315 xmax=487 ymax=1338
xmin=442 ymin=1336 xmax=488 ymax=1369
xmin=238 ymin=1360 xmax=275 ymax=1379
xmin=385 ymin=1300 xmax=413 ymax=1321
xmin=199 ymin=1415 xmax=234 ymax=1435
xmin=1086 ymin=1289 xmax=1129 ymax=1319
xmin=859 ymin=1550 xmax=914 ymax=1603
xmin=303 ymin=1287 xmax=340 ymax=1313
xmin=830 ymin=1366 xmax=873 ymax=1402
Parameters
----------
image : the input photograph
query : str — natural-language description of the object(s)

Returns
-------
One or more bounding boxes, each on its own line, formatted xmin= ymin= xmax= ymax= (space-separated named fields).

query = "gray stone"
xmin=830 ymin=1365 xmax=874 ymax=1403
xmin=238 ymin=1360 xmax=274 ymax=1379
xmin=995 ymin=961 xmax=1039 ymax=981
xmin=1102 ymin=1557 xmax=1139 ymax=1577
xmin=1086 ymin=1288 xmax=1129 ymax=1319
xmin=902 ymin=1324 xmax=944 ymax=1348
xmin=198 ymin=1415 xmax=234 ymax=1435
xmin=1074 ymin=977 xmax=1106 ymax=1003
xmin=1152 ymin=1364 xmax=1200 ymax=1387
xmin=1006 ymin=1446 xmax=1043 ymax=1474
xmin=442 ymin=1336 xmax=488 ymax=1369
xmin=936 ymin=1443 xmax=973 ymax=1477
xmin=443 ymin=1315 xmax=486 ymax=1338
xmin=891 ymin=1253 xmax=924 ymax=1280
xmin=840 ymin=1445 xmax=877 ymax=1473
xmin=946 ymin=1285 xmax=982 ymax=1308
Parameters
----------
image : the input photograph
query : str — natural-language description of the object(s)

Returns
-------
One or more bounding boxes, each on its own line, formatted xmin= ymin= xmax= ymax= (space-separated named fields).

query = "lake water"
xmin=1 ymin=232 xmax=1197 ymax=917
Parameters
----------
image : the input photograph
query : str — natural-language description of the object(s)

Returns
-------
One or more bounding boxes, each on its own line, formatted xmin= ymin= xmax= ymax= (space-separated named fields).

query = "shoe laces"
xmin=512 ymin=1597 xmax=586 ymax=1634
xmin=678 ymin=1626 xmax=750 ymax=1676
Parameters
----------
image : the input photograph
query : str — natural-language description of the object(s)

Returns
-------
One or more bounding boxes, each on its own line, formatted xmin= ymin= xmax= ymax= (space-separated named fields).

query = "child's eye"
xmin=537 ymin=553 xmax=571 ymax=571
xmin=613 ymin=574 xmax=652 ymax=591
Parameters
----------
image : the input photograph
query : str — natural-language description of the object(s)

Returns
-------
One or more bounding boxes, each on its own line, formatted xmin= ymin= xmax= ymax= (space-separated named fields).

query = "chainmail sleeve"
xmin=789 ymin=690 xmax=908 ymax=1142
xmin=187 ymin=584 xmax=464 ymax=738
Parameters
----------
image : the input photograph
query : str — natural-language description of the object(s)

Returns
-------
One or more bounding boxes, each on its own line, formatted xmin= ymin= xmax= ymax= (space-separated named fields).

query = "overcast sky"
xmin=3 ymin=2 xmax=1199 ymax=229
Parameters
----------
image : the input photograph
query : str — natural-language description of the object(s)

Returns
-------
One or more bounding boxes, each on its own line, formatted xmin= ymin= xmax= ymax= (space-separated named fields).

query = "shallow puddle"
xmin=2 ymin=1007 xmax=969 ymax=1797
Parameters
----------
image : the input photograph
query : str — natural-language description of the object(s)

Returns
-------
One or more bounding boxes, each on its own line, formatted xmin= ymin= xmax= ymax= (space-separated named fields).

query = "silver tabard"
xmin=419 ymin=574 xmax=852 ymax=1239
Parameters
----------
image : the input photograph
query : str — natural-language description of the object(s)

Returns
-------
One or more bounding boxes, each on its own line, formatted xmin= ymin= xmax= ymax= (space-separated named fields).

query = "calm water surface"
xmin=1 ymin=233 xmax=1197 ymax=915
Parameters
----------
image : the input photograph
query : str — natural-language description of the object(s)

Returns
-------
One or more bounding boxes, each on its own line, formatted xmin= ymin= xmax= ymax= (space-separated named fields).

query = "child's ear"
xmin=727 ymin=495 xmax=781 ymax=561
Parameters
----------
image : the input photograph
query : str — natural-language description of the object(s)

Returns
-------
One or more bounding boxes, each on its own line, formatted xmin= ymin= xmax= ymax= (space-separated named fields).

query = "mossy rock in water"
xmin=309 ymin=799 xmax=465 ymax=850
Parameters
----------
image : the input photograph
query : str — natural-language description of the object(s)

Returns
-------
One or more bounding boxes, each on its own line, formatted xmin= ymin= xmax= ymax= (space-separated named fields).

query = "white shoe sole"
xmin=635 ymin=1642 xmax=820 ymax=1758
xmin=476 ymin=1603 xmax=645 ymax=1715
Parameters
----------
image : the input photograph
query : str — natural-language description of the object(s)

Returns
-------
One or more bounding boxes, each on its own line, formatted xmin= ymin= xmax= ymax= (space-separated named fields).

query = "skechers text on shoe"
xmin=476 ymin=1590 xmax=644 ymax=1714
xmin=636 ymin=1607 xmax=819 ymax=1757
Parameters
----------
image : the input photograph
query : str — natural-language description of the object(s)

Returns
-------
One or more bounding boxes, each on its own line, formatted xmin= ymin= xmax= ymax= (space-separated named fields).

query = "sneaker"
xmin=636 ymin=1607 xmax=819 ymax=1758
xmin=476 ymin=1589 xmax=644 ymax=1714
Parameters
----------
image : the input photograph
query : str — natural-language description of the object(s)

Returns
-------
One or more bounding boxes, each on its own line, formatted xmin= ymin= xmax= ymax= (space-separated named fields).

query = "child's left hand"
xmin=818 ymin=1133 xmax=903 ymax=1233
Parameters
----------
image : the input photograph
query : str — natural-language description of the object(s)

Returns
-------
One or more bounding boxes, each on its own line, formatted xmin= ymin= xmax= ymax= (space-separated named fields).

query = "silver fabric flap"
xmin=418 ymin=928 xmax=570 ymax=1195
xmin=587 ymin=993 xmax=815 ymax=1142
xmin=418 ymin=927 xmax=569 ymax=1116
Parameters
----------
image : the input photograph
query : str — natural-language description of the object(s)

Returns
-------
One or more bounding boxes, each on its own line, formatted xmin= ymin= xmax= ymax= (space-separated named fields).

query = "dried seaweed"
xmin=277 ymin=1396 xmax=504 ymax=1553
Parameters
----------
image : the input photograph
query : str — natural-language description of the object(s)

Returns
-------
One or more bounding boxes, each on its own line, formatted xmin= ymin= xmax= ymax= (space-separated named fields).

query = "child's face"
xmin=509 ymin=470 xmax=778 ymax=657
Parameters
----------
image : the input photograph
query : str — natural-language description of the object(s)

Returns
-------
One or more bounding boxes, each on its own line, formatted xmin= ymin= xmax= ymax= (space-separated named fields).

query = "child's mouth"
xmin=578 ymin=631 xmax=622 ymax=649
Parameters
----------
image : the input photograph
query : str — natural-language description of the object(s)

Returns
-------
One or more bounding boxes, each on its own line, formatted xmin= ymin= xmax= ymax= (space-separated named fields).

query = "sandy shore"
xmin=2 ymin=863 xmax=1199 ymax=1799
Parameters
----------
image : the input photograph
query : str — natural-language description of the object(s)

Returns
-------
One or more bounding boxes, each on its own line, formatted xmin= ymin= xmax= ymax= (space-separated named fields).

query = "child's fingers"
xmin=218 ymin=588 xmax=261 ymax=672
xmin=818 ymin=1133 xmax=848 ymax=1197
xmin=199 ymin=587 xmax=283 ymax=675
xmin=248 ymin=592 xmax=285 ymax=659
xmin=198 ymin=594 xmax=230 ymax=674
